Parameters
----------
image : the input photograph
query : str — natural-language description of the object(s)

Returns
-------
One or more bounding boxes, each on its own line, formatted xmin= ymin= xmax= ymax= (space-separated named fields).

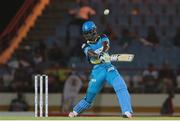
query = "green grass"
xmin=0 ymin=116 xmax=180 ymax=120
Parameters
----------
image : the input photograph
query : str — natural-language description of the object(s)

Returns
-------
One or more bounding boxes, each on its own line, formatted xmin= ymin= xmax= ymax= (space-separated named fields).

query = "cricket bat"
xmin=90 ymin=54 xmax=134 ymax=64
xmin=110 ymin=54 xmax=134 ymax=62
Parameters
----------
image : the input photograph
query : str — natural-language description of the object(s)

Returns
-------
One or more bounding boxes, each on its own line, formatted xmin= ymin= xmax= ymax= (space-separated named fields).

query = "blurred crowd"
xmin=0 ymin=0 xmax=180 ymax=94
xmin=0 ymin=60 xmax=180 ymax=93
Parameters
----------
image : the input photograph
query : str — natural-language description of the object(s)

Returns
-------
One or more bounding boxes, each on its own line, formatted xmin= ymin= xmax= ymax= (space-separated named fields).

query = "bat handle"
xmin=110 ymin=55 xmax=118 ymax=61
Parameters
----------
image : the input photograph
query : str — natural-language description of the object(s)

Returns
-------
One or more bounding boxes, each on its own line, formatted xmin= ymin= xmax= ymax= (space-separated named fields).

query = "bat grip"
xmin=110 ymin=55 xmax=118 ymax=61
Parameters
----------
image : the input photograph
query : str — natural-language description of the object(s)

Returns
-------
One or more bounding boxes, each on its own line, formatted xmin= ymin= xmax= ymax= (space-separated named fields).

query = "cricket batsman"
xmin=69 ymin=21 xmax=133 ymax=118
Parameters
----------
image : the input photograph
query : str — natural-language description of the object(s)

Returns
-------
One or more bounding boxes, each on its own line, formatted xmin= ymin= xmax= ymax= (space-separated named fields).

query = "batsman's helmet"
xmin=82 ymin=21 xmax=98 ymax=42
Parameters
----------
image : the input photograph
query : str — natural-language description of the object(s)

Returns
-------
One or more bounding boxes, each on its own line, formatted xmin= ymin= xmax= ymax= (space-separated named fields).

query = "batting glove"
xmin=99 ymin=52 xmax=110 ymax=63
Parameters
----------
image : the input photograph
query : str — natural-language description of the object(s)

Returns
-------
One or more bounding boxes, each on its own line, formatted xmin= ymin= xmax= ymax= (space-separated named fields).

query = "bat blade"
xmin=110 ymin=54 xmax=134 ymax=62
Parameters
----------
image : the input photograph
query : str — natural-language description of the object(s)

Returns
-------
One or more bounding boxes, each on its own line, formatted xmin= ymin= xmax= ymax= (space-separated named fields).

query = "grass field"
xmin=0 ymin=116 xmax=180 ymax=120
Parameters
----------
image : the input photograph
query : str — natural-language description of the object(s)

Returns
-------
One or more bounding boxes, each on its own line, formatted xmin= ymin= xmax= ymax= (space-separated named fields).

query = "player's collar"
xmin=87 ymin=36 xmax=100 ymax=44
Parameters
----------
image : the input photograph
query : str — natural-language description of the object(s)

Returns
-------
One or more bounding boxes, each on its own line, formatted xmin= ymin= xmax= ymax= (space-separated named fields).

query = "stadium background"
xmin=0 ymin=0 xmax=180 ymax=117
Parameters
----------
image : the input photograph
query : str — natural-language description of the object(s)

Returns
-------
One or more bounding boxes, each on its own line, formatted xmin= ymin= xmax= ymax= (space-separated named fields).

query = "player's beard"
xmin=86 ymin=35 xmax=99 ymax=44
xmin=83 ymin=30 xmax=98 ymax=43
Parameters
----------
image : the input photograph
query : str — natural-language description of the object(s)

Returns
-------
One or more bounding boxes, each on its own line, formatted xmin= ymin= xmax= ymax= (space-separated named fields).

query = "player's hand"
xmin=99 ymin=52 xmax=110 ymax=63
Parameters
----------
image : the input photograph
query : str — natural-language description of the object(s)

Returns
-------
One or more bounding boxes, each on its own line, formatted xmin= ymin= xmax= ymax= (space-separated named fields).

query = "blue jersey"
xmin=74 ymin=35 xmax=133 ymax=115
xmin=82 ymin=34 xmax=110 ymax=65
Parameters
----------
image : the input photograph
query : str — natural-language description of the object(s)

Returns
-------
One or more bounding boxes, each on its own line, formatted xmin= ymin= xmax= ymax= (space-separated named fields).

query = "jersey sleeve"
xmin=101 ymin=34 xmax=110 ymax=44
xmin=81 ymin=43 xmax=90 ymax=56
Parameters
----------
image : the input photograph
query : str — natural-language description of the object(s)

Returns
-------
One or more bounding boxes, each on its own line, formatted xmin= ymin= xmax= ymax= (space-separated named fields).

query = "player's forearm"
xmin=87 ymin=50 xmax=99 ymax=58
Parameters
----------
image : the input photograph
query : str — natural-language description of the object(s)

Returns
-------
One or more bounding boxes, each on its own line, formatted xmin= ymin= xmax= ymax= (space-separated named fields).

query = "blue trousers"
xmin=73 ymin=63 xmax=133 ymax=114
